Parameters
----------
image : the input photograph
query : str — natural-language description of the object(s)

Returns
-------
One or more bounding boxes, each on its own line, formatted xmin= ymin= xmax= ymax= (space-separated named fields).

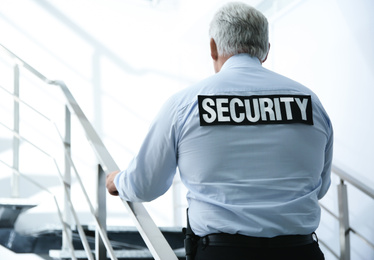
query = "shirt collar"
xmin=220 ymin=53 xmax=262 ymax=71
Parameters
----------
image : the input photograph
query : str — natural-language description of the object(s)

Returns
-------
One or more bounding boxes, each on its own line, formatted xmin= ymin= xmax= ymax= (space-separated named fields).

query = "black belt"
xmin=200 ymin=233 xmax=315 ymax=248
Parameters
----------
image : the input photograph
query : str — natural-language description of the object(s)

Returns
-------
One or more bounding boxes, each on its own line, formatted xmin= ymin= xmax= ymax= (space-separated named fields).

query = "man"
xmin=107 ymin=2 xmax=333 ymax=259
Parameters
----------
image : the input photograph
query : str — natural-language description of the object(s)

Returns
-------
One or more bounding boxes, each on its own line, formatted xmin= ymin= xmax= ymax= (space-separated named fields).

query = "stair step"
xmin=0 ymin=245 xmax=48 ymax=260
xmin=49 ymin=248 xmax=185 ymax=259
xmin=0 ymin=198 xmax=37 ymax=228
xmin=0 ymin=227 xmax=185 ymax=259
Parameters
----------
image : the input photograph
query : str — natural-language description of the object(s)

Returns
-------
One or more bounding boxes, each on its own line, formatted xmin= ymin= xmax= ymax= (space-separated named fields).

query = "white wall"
xmin=1 ymin=0 xmax=373 ymax=259
xmin=265 ymin=0 xmax=374 ymax=259
xmin=268 ymin=0 xmax=374 ymax=180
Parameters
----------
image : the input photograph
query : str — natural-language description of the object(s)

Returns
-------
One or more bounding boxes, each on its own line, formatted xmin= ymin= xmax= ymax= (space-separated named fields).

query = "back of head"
xmin=209 ymin=2 xmax=269 ymax=61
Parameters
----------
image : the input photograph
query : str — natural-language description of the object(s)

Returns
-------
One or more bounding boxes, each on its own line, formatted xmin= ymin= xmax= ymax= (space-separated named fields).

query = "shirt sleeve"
xmin=318 ymin=120 xmax=333 ymax=199
xmin=114 ymin=96 xmax=179 ymax=202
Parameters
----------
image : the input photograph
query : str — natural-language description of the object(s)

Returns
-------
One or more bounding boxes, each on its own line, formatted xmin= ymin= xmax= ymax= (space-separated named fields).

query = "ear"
xmin=262 ymin=43 xmax=271 ymax=63
xmin=210 ymin=38 xmax=218 ymax=61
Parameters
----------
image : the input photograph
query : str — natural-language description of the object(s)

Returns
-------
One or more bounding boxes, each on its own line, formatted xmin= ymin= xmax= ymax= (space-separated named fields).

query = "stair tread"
xmin=0 ymin=245 xmax=46 ymax=260
xmin=49 ymin=248 xmax=185 ymax=258
xmin=0 ymin=197 xmax=38 ymax=208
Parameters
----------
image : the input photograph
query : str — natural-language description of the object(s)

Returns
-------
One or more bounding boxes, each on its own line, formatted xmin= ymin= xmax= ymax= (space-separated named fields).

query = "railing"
xmin=319 ymin=165 xmax=374 ymax=260
xmin=0 ymin=43 xmax=178 ymax=260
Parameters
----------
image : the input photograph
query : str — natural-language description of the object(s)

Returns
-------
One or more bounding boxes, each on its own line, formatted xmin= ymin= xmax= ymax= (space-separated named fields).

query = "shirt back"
xmin=174 ymin=54 xmax=333 ymax=237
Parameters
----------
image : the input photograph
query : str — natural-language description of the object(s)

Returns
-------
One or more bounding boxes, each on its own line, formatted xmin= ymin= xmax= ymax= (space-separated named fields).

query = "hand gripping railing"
xmin=0 ymin=43 xmax=178 ymax=260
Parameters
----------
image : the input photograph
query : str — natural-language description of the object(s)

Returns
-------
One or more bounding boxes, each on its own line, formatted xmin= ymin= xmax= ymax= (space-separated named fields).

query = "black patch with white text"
xmin=198 ymin=95 xmax=313 ymax=126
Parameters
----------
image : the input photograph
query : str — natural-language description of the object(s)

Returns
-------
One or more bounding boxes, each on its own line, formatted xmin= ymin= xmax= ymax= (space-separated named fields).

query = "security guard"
xmin=107 ymin=2 xmax=333 ymax=260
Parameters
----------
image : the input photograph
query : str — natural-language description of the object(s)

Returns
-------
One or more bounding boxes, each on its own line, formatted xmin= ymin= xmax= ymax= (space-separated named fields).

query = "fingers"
xmin=106 ymin=170 xmax=120 ymax=196
xmin=109 ymin=189 xmax=119 ymax=196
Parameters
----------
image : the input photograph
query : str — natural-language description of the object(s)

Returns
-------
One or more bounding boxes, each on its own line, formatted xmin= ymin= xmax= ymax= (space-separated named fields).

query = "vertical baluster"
xmin=11 ymin=64 xmax=20 ymax=198
xmin=96 ymin=164 xmax=107 ymax=260
xmin=338 ymin=179 xmax=350 ymax=260
xmin=62 ymin=105 xmax=73 ymax=254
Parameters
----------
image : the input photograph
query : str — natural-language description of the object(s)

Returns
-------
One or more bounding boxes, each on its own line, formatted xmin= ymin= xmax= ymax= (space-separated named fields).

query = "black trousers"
xmin=194 ymin=239 xmax=325 ymax=260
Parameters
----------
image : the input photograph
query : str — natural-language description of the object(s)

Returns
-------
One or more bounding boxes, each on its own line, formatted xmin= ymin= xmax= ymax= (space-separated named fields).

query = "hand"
xmin=106 ymin=170 xmax=120 ymax=196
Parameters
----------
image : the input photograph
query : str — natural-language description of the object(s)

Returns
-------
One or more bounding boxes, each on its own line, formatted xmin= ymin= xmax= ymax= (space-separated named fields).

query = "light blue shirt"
xmin=114 ymin=54 xmax=333 ymax=237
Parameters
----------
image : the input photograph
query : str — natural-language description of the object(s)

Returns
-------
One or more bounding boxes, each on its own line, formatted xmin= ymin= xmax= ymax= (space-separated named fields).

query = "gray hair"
xmin=209 ymin=2 xmax=269 ymax=61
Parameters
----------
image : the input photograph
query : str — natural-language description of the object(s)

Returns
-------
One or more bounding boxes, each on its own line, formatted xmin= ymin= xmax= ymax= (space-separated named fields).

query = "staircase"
xmin=0 ymin=225 xmax=185 ymax=260
xmin=0 ymin=43 xmax=373 ymax=260
xmin=0 ymin=245 xmax=48 ymax=260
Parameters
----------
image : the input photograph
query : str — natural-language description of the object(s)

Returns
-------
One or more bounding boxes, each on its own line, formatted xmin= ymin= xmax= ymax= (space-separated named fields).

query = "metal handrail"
xmin=0 ymin=43 xmax=178 ymax=260
xmin=0 ymin=86 xmax=116 ymax=259
xmin=332 ymin=165 xmax=374 ymax=199
xmin=318 ymin=166 xmax=374 ymax=260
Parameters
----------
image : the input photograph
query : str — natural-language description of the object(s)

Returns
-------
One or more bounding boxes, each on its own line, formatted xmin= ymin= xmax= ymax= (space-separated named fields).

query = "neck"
xmin=214 ymin=55 xmax=232 ymax=73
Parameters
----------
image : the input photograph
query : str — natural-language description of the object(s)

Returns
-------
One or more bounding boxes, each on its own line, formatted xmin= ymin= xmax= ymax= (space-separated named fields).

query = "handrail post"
xmin=62 ymin=105 xmax=73 ymax=254
xmin=96 ymin=164 xmax=107 ymax=260
xmin=338 ymin=179 xmax=350 ymax=260
xmin=11 ymin=64 xmax=20 ymax=198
